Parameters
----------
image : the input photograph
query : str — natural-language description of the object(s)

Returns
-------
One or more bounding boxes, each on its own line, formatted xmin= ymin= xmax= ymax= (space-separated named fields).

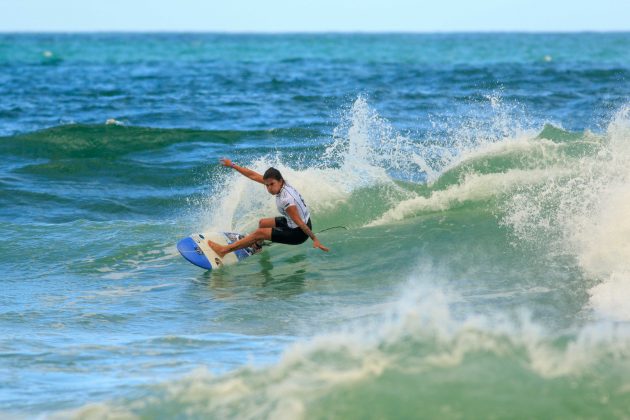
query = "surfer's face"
xmin=264 ymin=178 xmax=283 ymax=195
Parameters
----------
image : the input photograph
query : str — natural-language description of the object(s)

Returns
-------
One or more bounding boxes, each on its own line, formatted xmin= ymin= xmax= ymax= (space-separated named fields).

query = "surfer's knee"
xmin=254 ymin=227 xmax=271 ymax=240
xmin=258 ymin=218 xmax=275 ymax=228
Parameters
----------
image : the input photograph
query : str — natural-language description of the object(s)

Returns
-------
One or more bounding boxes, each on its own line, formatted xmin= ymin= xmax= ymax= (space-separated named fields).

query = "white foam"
xmin=369 ymin=166 xmax=567 ymax=226
xmin=201 ymin=95 xmax=537 ymax=232
xmin=59 ymin=278 xmax=630 ymax=420
xmin=576 ymin=110 xmax=630 ymax=320
xmin=105 ymin=118 xmax=124 ymax=126
xmin=200 ymin=97 xmax=416 ymax=232
xmin=100 ymin=245 xmax=179 ymax=281
xmin=201 ymin=159 xmax=362 ymax=233
xmin=502 ymin=105 xmax=630 ymax=321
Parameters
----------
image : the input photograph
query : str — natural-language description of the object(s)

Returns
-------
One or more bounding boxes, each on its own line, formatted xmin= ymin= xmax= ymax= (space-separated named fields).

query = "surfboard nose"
xmin=176 ymin=237 xmax=212 ymax=270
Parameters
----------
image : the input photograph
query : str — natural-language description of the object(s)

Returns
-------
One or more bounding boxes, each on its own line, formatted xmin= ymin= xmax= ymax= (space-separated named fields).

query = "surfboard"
xmin=176 ymin=232 xmax=262 ymax=270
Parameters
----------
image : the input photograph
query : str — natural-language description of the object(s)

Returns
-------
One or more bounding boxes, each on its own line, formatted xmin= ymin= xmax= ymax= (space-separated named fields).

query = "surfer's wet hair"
xmin=263 ymin=167 xmax=284 ymax=181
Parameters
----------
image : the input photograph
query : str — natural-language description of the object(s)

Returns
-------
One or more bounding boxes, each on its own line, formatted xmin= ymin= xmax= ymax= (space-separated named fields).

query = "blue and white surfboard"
xmin=177 ymin=232 xmax=262 ymax=270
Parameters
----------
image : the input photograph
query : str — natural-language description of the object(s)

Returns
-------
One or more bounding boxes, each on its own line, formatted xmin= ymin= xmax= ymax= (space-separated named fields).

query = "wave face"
xmin=2 ymin=33 xmax=630 ymax=418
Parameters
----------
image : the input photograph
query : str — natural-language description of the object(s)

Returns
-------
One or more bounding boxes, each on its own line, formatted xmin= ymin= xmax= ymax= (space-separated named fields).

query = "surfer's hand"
xmin=220 ymin=158 xmax=233 ymax=167
xmin=313 ymin=239 xmax=329 ymax=252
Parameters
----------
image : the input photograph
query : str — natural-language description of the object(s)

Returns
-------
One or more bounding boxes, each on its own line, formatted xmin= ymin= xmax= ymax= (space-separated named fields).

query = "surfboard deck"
xmin=177 ymin=232 xmax=262 ymax=270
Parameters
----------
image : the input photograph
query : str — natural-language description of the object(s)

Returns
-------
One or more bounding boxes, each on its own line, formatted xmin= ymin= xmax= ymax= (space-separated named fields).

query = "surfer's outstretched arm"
xmin=220 ymin=158 xmax=264 ymax=184
xmin=286 ymin=206 xmax=330 ymax=252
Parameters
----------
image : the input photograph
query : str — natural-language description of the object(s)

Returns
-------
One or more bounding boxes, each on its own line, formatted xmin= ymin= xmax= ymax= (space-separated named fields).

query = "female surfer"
xmin=206 ymin=158 xmax=329 ymax=258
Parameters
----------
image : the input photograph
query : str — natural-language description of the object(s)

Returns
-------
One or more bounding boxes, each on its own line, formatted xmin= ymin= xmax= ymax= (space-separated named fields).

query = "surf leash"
xmin=315 ymin=226 xmax=348 ymax=234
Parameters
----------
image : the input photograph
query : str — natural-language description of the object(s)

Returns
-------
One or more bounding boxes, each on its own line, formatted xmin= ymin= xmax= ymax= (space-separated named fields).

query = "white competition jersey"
xmin=276 ymin=183 xmax=311 ymax=228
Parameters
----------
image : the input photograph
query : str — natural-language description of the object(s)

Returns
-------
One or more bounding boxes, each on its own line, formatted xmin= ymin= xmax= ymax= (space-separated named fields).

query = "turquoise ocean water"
xmin=2 ymin=33 xmax=630 ymax=418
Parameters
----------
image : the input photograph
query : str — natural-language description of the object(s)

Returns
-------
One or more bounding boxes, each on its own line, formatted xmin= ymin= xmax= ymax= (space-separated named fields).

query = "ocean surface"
xmin=2 ymin=33 xmax=630 ymax=418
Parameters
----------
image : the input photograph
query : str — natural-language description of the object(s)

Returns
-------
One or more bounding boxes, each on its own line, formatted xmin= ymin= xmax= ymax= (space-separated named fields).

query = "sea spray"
xmin=199 ymin=97 xmax=421 ymax=232
xmin=502 ymin=106 xmax=630 ymax=321
xmin=198 ymin=95 xmax=538 ymax=232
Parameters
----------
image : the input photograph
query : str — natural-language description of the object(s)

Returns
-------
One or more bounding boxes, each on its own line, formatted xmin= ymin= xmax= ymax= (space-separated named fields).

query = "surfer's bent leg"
xmin=258 ymin=218 xmax=277 ymax=228
xmin=270 ymin=218 xmax=311 ymax=245
xmin=208 ymin=228 xmax=272 ymax=258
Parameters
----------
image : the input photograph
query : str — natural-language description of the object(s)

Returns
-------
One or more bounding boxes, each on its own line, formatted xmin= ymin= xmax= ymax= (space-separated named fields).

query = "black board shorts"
xmin=271 ymin=217 xmax=311 ymax=245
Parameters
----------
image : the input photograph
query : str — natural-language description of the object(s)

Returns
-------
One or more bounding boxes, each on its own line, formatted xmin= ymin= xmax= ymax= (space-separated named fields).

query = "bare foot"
xmin=207 ymin=240 xmax=228 ymax=259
